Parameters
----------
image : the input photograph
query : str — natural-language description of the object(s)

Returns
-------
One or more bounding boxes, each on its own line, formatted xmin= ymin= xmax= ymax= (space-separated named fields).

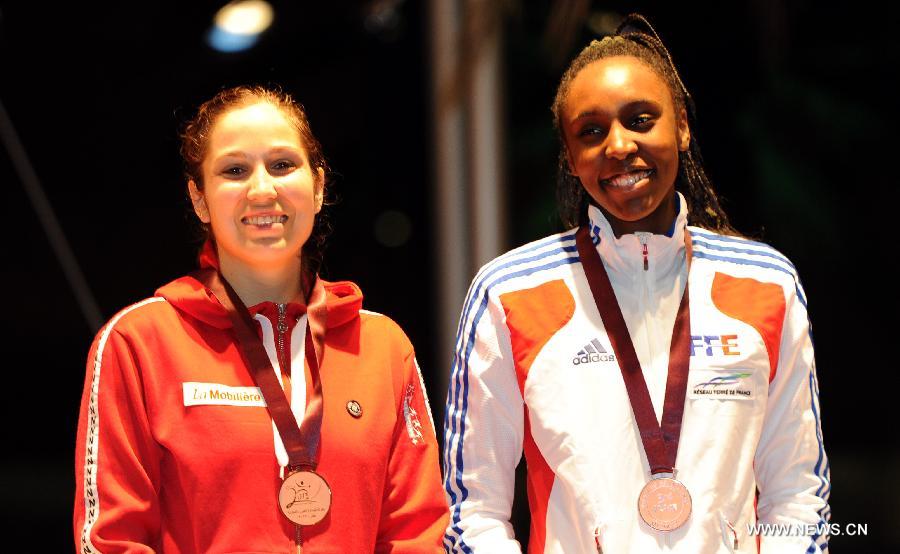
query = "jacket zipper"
xmin=635 ymin=234 xmax=653 ymax=351
xmin=295 ymin=524 xmax=303 ymax=553
xmin=634 ymin=232 xmax=669 ymax=549
xmin=277 ymin=303 xmax=288 ymax=375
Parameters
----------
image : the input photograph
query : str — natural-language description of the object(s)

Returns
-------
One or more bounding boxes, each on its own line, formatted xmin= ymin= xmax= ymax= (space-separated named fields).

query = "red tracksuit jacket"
xmin=74 ymin=250 xmax=448 ymax=553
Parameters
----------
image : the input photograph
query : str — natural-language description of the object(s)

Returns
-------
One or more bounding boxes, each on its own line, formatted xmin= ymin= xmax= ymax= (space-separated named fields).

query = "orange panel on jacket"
xmin=711 ymin=272 xmax=787 ymax=382
xmin=500 ymin=279 xmax=575 ymax=554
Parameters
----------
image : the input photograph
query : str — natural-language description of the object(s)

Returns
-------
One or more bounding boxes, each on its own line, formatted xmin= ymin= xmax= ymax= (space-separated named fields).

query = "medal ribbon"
xmin=575 ymin=226 xmax=692 ymax=475
xmin=198 ymin=269 xmax=326 ymax=470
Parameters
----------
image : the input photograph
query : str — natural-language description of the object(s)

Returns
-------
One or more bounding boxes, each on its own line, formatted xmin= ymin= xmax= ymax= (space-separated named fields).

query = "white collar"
xmin=585 ymin=191 xmax=689 ymax=276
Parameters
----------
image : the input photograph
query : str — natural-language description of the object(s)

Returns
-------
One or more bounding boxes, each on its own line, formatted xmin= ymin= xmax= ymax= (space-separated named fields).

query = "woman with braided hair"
xmin=443 ymin=14 xmax=829 ymax=553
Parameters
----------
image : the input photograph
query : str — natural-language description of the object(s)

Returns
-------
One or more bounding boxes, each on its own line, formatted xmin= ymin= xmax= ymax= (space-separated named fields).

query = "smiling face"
xmin=560 ymin=56 xmax=690 ymax=236
xmin=188 ymin=101 xmax=324 ymax=272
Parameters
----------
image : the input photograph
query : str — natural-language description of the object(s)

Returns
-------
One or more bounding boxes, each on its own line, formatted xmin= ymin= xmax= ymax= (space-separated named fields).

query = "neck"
xmin=218 ymin=253 xmax=304 ymax=307
xmin=601 ymin=192 xmax=677 ymax=238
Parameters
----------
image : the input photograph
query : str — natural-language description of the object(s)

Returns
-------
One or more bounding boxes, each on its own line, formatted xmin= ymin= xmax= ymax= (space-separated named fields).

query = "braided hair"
xmin=551 ymin=13 xmax=738 ymax=235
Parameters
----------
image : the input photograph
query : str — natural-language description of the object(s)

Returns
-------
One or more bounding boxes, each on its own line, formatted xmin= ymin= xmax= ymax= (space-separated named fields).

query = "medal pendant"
xmin=637 ymin=477 xmax=692 ymax=531
xmin=279 ymin=469 xmax=332 ymax=526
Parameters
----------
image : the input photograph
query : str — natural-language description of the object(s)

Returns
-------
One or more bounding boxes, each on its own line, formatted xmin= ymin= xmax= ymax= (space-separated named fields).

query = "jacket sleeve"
xmin=754 ymin=278 xmax=831 ymax=554
xmin=375 ymin=349 xmax=449 ymax=553
xmin=74 ymin=324 xmax=163 ymax=553
xmin=443 ymin=281 xmax=524 ymax=553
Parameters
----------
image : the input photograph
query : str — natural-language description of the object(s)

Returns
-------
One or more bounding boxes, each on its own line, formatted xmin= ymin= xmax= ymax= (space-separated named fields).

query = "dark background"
xmin=0 ymin=1 xmax=895 ymax=551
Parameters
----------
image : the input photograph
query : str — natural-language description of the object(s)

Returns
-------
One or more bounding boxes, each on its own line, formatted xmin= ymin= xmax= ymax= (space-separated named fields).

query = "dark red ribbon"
xmin=197 ymin=269 xmax=325 ymax=470
xmin=575 ymin=226 xmax=692 ymax=475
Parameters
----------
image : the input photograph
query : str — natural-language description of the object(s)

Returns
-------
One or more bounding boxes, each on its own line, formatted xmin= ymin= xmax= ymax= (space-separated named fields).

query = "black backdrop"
xmin=0 ymin=1 xmax=896 ymax=551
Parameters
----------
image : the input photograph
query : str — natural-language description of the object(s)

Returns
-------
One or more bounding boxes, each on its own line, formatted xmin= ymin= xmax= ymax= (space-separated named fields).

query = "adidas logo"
xmin=572 ymin=338 xmax=616 ymax=365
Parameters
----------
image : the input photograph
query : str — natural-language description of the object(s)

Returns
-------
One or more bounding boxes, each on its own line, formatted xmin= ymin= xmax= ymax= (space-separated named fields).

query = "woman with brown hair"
xmin=74 ymin=85 xmax=447 ymax=553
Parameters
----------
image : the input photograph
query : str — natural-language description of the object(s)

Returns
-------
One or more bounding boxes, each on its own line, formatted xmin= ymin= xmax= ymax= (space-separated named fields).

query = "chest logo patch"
xmin=182 ymin=382 xmax=267 ymax=407
xmin=690 ymin=334 xmax=741 ymax=357
xmin=572 ymin=338 xmax=617 ymax=365
xmin=688 ymin=369 xmax=755 ymax=401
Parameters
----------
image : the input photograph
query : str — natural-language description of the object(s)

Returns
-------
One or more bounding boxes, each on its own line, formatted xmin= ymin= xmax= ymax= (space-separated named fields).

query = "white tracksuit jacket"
xmin=443 ymin=194 xmax=830 ymax=553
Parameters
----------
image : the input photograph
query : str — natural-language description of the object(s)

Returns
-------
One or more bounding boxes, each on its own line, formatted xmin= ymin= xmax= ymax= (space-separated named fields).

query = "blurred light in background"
xmin=374 ymin=210 xmax=413 ymax=247
xmin=207 ymin=0 xmax=274 ymax=53
xmin=364 ymin=0 xmax=405 ymax=41
xmin=587 ymin=10 xmax=621 ymax=37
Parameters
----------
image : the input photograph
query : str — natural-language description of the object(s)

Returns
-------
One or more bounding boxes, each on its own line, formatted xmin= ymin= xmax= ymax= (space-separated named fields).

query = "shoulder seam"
xmin=689 ymin=227 xmax=790 ymax=260
xmin=475 ymin=229 xmax=578 ymax=282
xmin=105 ymin=297 xmax=169 ymax=330
xmin=692 ymin=250 xmax=808 ymax=307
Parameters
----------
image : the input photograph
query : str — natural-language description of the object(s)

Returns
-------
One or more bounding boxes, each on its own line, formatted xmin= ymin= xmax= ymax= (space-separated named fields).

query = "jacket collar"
xmin=586 ymin=192 xmax=688 ymax=277
xmin=156 ymin=239 xmax=363 ymax=332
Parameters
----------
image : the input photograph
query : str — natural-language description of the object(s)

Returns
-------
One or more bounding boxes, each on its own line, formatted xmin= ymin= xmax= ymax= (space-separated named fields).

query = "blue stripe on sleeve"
xmin=689 ymin=228 xmax=792 ymax=263
xmin=443 ymin=231 xmax=579 ymax=550
xmin=443 ymin=232 xmax=576 ymax=472
xmin=689 ymin=248 xmax=808 ymax=308
xmin=690 ymin=236 xmax=796 ymax=270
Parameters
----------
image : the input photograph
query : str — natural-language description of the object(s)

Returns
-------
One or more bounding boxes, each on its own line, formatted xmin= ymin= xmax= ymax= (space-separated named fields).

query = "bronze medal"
xmin=279 ymin=469 xmax=332 ymax=526
xmin=202 ymin=272 xmax=332 ymax=530
xmin=637 ymin=477 xmax=692 ymax=531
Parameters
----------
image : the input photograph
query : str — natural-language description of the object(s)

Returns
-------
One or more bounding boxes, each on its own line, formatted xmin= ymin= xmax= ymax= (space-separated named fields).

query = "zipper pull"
xmin=277 ymin=303 xmax=288 ymax=334
xmin=725 ymin=519 xmax=738 ymax=550
xmin=276 ymin=304 xmax=289 ymax=379
xmin=635 ymin=232 xmax=650 ymax=271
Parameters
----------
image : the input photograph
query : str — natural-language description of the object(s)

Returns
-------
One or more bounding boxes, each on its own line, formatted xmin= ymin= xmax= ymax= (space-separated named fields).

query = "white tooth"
xmin=243 ymin=214 xmax=288 ymax=225
xmin=247 ymin=216 xmax=278 ymax=225
xmin=608 ymin=170 xmax=650 ymax=188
